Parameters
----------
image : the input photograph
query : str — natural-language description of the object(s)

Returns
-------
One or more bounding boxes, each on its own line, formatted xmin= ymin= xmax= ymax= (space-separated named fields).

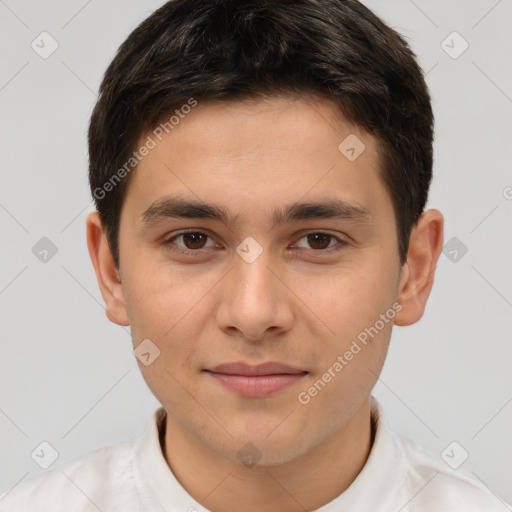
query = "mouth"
xmin=203 ymin=362 xmax=308 ymax=398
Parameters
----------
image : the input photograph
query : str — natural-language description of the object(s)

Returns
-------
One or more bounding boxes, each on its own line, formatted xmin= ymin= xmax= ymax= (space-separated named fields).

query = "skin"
xmin=87 ymin=94 xmax=443 ymax=511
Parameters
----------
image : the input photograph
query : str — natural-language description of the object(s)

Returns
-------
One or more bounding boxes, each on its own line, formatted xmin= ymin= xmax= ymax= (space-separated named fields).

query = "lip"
xmin=204 ymin=362 xmax=308 ymax=398
xmin=208 ymin=362 xmax=306 ymax=376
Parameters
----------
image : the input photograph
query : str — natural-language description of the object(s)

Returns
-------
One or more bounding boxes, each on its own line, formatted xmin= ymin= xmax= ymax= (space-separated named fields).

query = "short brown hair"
xmin=89 ymin=0 xmax=433 ymax=268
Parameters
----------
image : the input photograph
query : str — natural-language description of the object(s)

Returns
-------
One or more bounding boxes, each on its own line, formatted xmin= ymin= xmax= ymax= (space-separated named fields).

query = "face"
xmin=115 ymin=95 xmax=404 ymax=466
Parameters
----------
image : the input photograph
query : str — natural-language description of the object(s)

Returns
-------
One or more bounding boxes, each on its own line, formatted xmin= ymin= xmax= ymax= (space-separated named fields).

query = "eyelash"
xmin=162 ymin=229 xmax=348 ymax=256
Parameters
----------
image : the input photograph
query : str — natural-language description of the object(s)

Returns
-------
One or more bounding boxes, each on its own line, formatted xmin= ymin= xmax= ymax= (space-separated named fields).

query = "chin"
xmin=208 ymin=426 xmax=315 ymax=469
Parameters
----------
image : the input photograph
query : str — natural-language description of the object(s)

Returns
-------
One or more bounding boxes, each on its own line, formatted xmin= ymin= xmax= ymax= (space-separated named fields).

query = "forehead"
xmin=122 ymin=94 xmax=390 ymax=227
xmin=154 ymin=94 xmax=371 ymax=160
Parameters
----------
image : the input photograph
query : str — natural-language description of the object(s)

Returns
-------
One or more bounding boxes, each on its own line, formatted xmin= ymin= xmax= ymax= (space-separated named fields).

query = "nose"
xmin=215 ymin=247 xmax=294 ymax=343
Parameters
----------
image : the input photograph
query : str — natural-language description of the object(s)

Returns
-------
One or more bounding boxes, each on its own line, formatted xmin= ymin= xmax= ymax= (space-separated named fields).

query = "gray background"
xmin=1 ymin=0 xmax=511 ymax=506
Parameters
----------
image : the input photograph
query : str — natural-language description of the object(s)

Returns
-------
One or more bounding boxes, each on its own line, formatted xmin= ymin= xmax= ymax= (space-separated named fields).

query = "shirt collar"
xmin=314 ymin=396 xmax=406 ymax=510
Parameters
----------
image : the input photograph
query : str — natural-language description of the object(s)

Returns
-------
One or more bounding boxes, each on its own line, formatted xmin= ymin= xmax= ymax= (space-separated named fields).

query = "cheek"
xmin=296 ymin=317 xmax=394 ymax=418
xmin=293 ymin=255 xmax=398 ymax=339
xmin=123 ymin=258 xmax=221 ymax=348
xmin=291 ymin=256 xmax=399 ymax=392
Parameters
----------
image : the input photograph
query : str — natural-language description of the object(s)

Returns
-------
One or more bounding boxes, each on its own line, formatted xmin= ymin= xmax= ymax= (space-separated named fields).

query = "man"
xmin=1 ymin=0 xmax=507 ymax=510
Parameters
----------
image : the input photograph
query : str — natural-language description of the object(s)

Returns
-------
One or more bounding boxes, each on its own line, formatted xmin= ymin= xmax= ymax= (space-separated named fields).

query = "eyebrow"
xmin=140 ymin=195 xmax=373 ymax=230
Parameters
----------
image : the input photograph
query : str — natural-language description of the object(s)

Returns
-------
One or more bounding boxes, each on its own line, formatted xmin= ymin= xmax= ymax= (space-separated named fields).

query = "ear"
xmin=86 ymin=211 xmax=130 ymax=326
xmin=394 ymin=209 xmax=444 ymax=326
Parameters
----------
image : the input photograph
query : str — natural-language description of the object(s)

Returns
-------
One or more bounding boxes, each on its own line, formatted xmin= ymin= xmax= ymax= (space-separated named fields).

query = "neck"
xmin=163 ymin=398 xmax=374 ymax=512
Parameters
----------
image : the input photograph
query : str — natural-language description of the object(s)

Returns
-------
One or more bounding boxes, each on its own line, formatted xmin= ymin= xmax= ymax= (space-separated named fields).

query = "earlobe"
xmin=86 ymin=211 xmax=130 ymax=326
xmin=394 ymin=209 xmax=444 ymax=326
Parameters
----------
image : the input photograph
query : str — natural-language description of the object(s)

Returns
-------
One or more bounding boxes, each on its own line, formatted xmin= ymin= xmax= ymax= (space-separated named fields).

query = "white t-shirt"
xmin=1 ymin=398 xmax=508 ymax=511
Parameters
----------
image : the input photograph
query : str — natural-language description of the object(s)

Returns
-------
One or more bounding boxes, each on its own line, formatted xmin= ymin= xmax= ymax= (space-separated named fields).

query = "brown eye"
xmin=164 ymin=230 xmax=216 ymax=253
xmin=292 ymin=232 xmax=347 ymax=254
xmin=306 ymin=233 xmax=333 ymax=250
xmin=180 ymin=232 xmax=208 ymax=249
